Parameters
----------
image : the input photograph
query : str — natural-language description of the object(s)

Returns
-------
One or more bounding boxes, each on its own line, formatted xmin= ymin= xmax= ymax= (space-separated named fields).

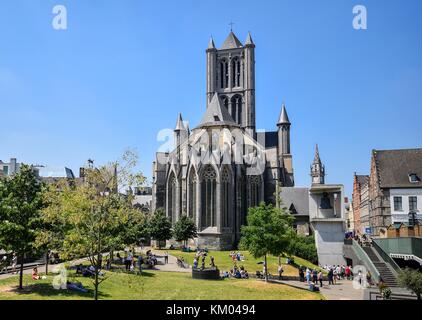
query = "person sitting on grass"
xmin=67 ymin=281 xmax=88 ymax=293
xmin=32 ymin=267 xmax=40 ymax=280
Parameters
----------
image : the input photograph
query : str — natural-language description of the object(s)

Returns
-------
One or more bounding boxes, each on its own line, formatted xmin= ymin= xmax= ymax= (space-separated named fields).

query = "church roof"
xmin=278 ymin=103 xmax=291 ymax=125
xmin=220 ymin=32 xmax=243 ymax=50
xmin=199 ymin=94 xmax=237 ymax=126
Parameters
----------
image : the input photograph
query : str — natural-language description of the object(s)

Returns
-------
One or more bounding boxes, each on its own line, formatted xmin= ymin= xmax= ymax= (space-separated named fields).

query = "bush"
xmin=287 ymin=235 xmax=318 ymax=265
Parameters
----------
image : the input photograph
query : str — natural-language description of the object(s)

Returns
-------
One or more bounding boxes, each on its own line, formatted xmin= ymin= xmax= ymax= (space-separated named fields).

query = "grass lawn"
xmin=158 ymin=250 xmax=323 ymax=276
xmin=0 ymin=269 xmax=324 ymax=300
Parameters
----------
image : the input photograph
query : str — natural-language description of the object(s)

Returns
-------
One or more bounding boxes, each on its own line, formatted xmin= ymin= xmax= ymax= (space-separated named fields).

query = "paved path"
xmin=273 ymin=278 xmax=365 ymax=300
xmin=148 ymin=249 xmax=191 ymax=273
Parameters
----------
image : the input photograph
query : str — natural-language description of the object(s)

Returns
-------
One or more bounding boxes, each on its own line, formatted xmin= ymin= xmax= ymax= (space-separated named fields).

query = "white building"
xmin=309 ymin=146 xmax=346 ymax=266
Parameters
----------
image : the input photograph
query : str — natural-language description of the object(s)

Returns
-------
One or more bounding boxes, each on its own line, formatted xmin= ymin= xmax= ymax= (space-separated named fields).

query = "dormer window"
xmin=409 ymin=173 xmax=420 ymax=183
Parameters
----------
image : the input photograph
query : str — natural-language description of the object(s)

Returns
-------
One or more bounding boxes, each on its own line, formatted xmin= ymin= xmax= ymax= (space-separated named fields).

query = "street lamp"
xmin=408 ymin=211 xmax=417 ymax=227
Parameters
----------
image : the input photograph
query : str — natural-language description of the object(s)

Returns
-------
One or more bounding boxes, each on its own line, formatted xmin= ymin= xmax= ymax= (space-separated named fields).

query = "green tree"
xmin=173 ymin=215 xmax=197 ymax=247
xmin=0 ymin=165 xmax=46 ymax=290
xmin=39 ymin=150 xmax=145 ymax=300
xmin=239 ymin=202 xmax=294 ymax=282
xmin=148 ymin=209 xmax=172 ymax=249
xmin=398 ymin=268 xmax=422 ymax=300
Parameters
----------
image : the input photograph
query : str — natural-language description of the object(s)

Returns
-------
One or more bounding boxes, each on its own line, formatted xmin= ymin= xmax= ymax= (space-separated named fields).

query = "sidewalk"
xmin=273 ymin=279 xmax=365 ymax=300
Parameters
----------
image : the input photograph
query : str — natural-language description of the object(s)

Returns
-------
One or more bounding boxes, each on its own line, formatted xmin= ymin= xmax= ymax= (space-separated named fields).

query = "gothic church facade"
xmin=151 ymin=31 xmax=294 ymax=249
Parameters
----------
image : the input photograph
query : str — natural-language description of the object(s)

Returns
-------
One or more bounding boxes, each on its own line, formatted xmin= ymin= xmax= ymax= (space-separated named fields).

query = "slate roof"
xmin=277 ymin=104 xmax=291 ymax=125
xmin=199 ymin=94 xmax=237 ymax=127
xmin=374 ymin=148 xmax=422 ymax=188
xmin=220 ymin=32 xmax=243 ymax=50
xmin=245 ymin=32 xmax=254 ymax=46
xmin=280 ymin=187 xmax=310 ymax=216
xmin=256 ymin=131 xmax=278 ymax=148
xmin=356 ymin=175 xmax=369 ymax=187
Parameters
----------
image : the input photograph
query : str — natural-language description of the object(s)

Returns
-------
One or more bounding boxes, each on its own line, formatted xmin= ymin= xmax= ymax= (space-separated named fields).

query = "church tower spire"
xmin=311 ymin=144 xmax=325 ymax=185
xmin=205 ymin=31 xmax=256 ymax=136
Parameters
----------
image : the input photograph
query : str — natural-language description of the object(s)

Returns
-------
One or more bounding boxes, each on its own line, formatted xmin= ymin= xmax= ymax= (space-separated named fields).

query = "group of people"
xmin=299 ymin=267 xmax=324 ymax=287
xmin=0 ymin=253 xmax=17 ymax=274
xmin=323 ymin=265 xmax=353 ymax=284
xmin=222 ymin=265 xmax=249 ymax=279
xmin=229 ymin=251 xmax=245 ymax=262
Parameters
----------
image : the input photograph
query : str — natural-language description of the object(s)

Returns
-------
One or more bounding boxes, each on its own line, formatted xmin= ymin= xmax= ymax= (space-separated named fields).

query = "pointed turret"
xmin=175 ymin=113 xmax=184 ymax=131
xmin=311 ymin=144 xmax=325 ymax=184
xmin=313 ymin=144 xmax=322 ymax=165
xmin=207 ymin=36 xmax=216 ymax=50
xmin=221 ymin=31 xmax=243 ymax=50
xmin=245 ymin=32 xmax=254 ymax=46
xmin=277 ymin=103 xmax=291 ymax=126
xmin=277 ymin=103 xmax=291 ymax=156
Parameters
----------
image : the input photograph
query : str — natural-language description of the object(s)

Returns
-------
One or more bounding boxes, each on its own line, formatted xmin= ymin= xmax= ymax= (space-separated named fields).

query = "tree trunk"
xmin=264 ymin=254 xmax=268 ymax=282
xmin=45 ymin=251 xmax=49 ymax=275
xmin=94 ymin=255 xmax=100 ymax=301
xmin=18 ymin=256 xmax=24 ymax=290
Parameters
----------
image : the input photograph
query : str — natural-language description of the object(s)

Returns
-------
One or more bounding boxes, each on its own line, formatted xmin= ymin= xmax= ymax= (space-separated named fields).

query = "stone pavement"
xmin=148 ymin=249 xmax=191 ymax=273
xmin=274 ymin=279 xmax=365 ymax=300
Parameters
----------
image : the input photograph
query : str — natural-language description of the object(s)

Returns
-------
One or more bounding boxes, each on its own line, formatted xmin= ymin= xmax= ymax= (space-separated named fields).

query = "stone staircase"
xmin=362 ymin=246 xmax=398 ymax=287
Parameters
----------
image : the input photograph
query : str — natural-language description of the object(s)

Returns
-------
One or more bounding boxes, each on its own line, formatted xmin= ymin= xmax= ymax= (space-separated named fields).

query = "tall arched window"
xmin=220 ymin=60 xmax=229 ymax=89
xmin=249 ymin=175 xmax=261 ymax=208
xmin=231 ymin=95 xmax=242 ymax=125
xmin=221 ymin=167 xmax=231 ymax=228
xmin=232 ymin=57 xmax=241 ymax=87
xmin=188 ymin=169 xmax=197 ymax=221
xmin=201 ymin=165 xmax=217 ymax=229
xmin=168 ymin=173 xmax=177 ymax=223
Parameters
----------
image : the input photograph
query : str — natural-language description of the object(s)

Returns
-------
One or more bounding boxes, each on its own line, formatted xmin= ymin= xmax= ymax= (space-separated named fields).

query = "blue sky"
xmin=1 ymin=0 xmax=422 ymax=196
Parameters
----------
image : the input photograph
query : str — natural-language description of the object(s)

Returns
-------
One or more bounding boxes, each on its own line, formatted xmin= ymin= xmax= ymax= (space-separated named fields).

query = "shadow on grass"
xmin=8 ymin=283 xmax=110 ymax=299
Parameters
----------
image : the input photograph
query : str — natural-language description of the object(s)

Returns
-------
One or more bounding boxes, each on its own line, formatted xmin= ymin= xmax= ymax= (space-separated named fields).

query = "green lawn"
xmin=0 ymin=269 xmax=324 ymax=300
xmin=161 ymin=250 xmax=323 ymax=276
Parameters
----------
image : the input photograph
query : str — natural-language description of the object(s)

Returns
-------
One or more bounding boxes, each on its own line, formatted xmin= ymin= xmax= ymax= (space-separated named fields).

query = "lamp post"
xmin=408 ymin=211 xmax=417 ymax=227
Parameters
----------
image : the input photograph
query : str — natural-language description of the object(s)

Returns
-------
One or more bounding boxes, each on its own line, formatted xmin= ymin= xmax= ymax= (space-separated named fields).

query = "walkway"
xmin=273 ymin=278 xmax=365 ymax=300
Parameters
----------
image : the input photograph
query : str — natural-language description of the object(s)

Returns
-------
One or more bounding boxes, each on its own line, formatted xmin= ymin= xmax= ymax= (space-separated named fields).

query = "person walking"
xmin=164 ymin=251 xmax=169 ymax=264
xmin=318 ymin=270 xmax=323 ymax=287
xmin=312 ymin=269 xmax=318 ymax=284
xmin=305 ymin=268 xmax=311 ymax=284
xmin=328 ymin=268 xmax=334 ymax=285
xmin=278 ymin=264 xmax=284 ymax=280
xmin=11 ymin=252 xmax=17 ymax=274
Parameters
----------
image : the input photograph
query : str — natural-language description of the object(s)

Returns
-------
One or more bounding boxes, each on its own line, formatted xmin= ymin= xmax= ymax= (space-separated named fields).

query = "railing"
xmin=372 ymin=240 xmax=401 ymax=273
xmin=351 ymin=239 xmax=381 ymax=282
xmin=373 ymin=237 xmax=422 ymax=261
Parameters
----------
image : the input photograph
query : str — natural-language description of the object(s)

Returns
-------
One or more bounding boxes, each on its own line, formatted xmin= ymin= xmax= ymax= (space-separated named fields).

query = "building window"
xmin=409 ymin=196 xmax=418 ymax=212
xmin=249 ymin=175 xmax=261 ymax=207
xmin=168 ymin=174 xmax=177 ymax=224
xmin=201 ymin=165 xmax=217 ymax=229
xmin=220 ymin=60 xmax=229 ymax=89
xmin=188 ymin=170 xmax=197 ymax=221
xmin=393 ymin=196 xmax=403 ymax=211
xmin=230 ymin=95 xmax=242 ymax=125
xmin=221 ymin=167 xmax=231 ymax=228
xmin=3 ymin=166 xmax=8 ymax=175
xmin=409 ymin=173 xmax=420 ymax=183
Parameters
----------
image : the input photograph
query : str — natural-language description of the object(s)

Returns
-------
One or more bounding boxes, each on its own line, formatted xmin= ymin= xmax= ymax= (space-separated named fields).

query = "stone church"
xmin=151 ymin=31 xmax=295 ymax=249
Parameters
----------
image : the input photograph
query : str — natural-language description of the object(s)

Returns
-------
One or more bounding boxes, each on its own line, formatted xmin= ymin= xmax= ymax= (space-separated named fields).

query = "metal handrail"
xmin=372 ymin=240 xmax=401 ymax=273
xmin=351 ymin=239 xmax=381 ymax=282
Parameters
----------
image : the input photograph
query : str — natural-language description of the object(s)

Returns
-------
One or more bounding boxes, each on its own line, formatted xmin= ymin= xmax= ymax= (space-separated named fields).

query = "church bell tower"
xmin=206 ymin=31 xmax=256 ymax=136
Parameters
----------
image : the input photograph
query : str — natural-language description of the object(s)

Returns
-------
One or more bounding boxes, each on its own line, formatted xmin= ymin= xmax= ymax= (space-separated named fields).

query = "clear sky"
xmin=1 ymin=0 xmax=422 ymax=196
